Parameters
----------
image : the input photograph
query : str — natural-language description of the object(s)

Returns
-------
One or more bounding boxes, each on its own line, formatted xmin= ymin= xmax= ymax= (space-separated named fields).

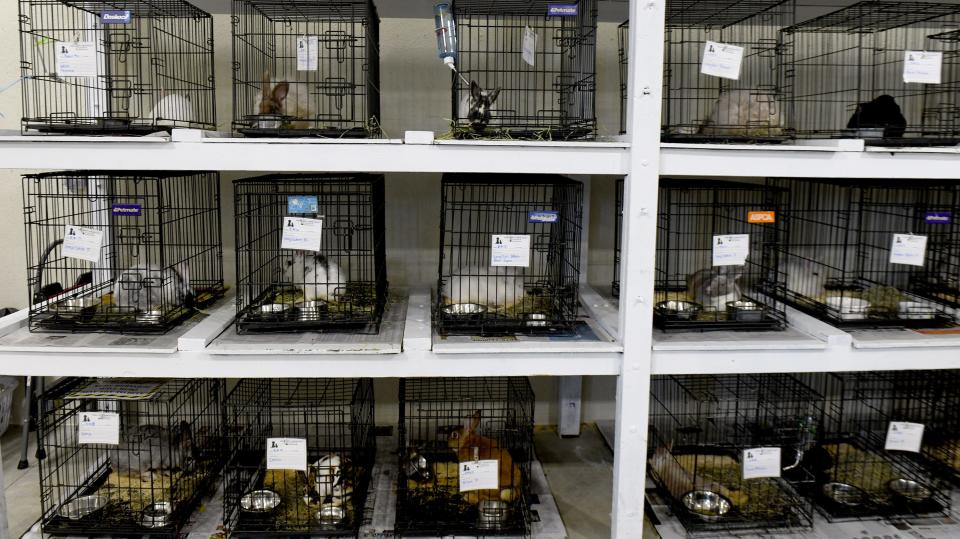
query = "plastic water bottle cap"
xmin=443 ymin=56 xmax=456 ymax=69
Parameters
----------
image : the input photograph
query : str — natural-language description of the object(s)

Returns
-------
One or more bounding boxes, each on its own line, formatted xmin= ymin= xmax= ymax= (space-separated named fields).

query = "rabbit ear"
xmin=467 ymin=410 xmax=481 ymax=434
xmin=272 ymin=82 xmax=290 ymax=104
xmin=470 ymin=80 xmax=483 ymax=101
xmin=487 ymin=88 xmax=501 ymax=105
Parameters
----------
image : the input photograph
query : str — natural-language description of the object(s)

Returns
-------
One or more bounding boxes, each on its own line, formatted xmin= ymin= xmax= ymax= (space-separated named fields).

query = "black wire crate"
xmin=223 ymin=378 xmax=375 ymax=537
xmin=781 ymin=1 xmax=960 ymax=146
xmin=38 ymin=377 xmax=225 ymax=537
xmin=612 ymin=178 xmax=624 ymax=298
xmin=449 ymin=0 xmax=597 ymax=140
xmin=232 ymin=0 xmax=381 ymax=138
xmin=23 ymin=171 xmax=226 ymax=334
xmin=436 ymin=174 xmax=583 ymax=336
xmin=661 ymin=0 xmax=794 ymax=143
xmin=18 ymin=0 xmax=216 ymax=135
xmin=647 ymin=374 xmax=820 ymax=536
xmin=655 ymin=180 xmax=786 ymax=331
xmin=234 ymin=175 xmax=387 ymax=334
xmin=397 ymin=377 xmax=535 ymax=537
xmin=770 ymin=178 xmax=959 ymax=328
xmin=618 ymin=20 xmax=629 ymax=135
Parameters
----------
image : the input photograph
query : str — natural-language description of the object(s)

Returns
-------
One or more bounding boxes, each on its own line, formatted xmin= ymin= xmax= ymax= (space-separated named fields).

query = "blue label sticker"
xmin=288 ymin=195 xmax=319 ymax=214
xmin=547 ymin=3 xmax=579 ymax=16
xmin=528 ymin=210 xmax=559 ymax=223
xmin=111 ymin=203 xmax=142 ymax=216
xmin=101 ymin=10 xmax=132 ymax=24
xmin=925 ymin=211 xmax=952 ymax=224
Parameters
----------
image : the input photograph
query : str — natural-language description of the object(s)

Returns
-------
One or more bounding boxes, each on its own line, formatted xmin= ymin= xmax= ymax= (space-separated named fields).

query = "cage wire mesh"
xmin=612 ymin=178 xmax=623 ymax=298
xmin=397 ymin=377 xmax=534 ymax=537
xmin=655 ymin=180 xmax=786 ymax=331
xmin=23 ymin=171 xmax=226 ymax=334
xmin=792 ymin=372 xmax=952 ymax=521
xmin=661 ymin=0 xmax=793 ymax=142
xmin=38 ymin=377 xmax=225 ymax=536
xmin=232 ymin=0 xmax=381 ymax=138
xmin=618 ymin=20 xmax=629 ymax=135
xmin=647 ymin=374 xmax=819 ymax=536
xmin=234 ymin=175 xmax=387 ymax=334
xmin=769 ymin=178 xmax=959 ymax=328
xmin=223 ymin=378 xmax=375 ymax=537
xmin=436 ymin=174 xmax=583 ymax=336
xmin=450 ymin=0 xmax=597 ymax=140
xmin=781 ymin=1 xmax=960 ymax=146
xmin=19 ymin=0 xmax=216 ymax=135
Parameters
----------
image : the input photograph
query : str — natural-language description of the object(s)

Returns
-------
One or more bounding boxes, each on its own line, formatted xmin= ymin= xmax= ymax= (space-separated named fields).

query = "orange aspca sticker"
xmin=748 ymin=211 xmax=776 ymax=224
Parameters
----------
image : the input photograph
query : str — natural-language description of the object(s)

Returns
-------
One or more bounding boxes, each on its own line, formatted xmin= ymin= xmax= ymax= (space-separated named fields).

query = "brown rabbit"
xmin=447 ymin=410 xmax=523 ymax=504
xmin=254 ymin=72 xmax=314 ymax=129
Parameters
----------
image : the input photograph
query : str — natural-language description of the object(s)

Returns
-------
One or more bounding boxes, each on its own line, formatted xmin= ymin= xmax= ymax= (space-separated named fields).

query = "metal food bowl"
xmin=405 ymin=451 xmax=432 ymax=483
xmin=240 ymin=490 xmax=281 ymax=513
xmin=260 ymin=303 xmax=291 ymax=316
xmin=888 ymin=478 xmax=933 ymax=502
xmin=656 ymin=300 xmax=702 ymax=320
xmin=296 ymin=300 xmax=328 ymax=321
xmin=443 ymin=303 xmax=488 ymax=316
xmin=825 ymin=297 xmax=869 ymax=321
xmin=822 ymin=482 xmax=867 ymax=507
xmin=726 ymin=300 xmax=764 ymax=322
xmin=58 ymin=495 xmax=108 ymax=520
xmin=477 ymin=499 xmax=511 ymax=529
xmin=681 ymin=490 xmax=732 ymax=521
xmin=140 ymin=501 xmax=174 ymax=528
xmin=848 ymin=127 xmax=885 ymax=138
xmin=524 ymin=313 xmax=549 ymax=327
xmin=135 ymin=309 xmax=164 ymax=325
xmin=898 ymin=301 xmax=935 ymax=320
xmin=316 ymin=503 xmax=346 ymax=527
xmin=51 ymin=297 xmax=100 ymax=318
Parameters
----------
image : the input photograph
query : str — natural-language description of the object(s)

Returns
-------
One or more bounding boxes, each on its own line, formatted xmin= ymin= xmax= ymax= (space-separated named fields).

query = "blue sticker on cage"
xmin=111 ymin=204 xmax=142 ymax=216
xmin=101 ymin=10 xmax=132 ymax=24
xmin=528 ymin=210 xmax=559 ymax=223
xmin=547 ymin=3 xmax=579 ymax=16
xmin=288 ymin=195 xmax=319 ymax=214
xmin=925 ymin=211 xmax=952 ymax=224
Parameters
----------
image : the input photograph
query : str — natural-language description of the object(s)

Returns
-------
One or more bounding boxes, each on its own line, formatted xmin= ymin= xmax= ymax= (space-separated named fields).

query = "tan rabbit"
xmin=447 ymin=410 xmax=523 ymax=504
xmin=254 ymin=72 xmax=315 ymax=129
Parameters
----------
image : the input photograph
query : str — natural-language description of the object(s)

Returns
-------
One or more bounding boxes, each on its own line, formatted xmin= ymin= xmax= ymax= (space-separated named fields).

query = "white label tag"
xmin=459 ymin=459 xmax=499 ymax=491
xmin=266 ymin=438 xmax=308 ymax=471
xmin=56 ymin=41 xmax=99 ymax=77
xmin=712 ymin=234 xmax=749 ymax=266
xmin=281 ymin=217 xmax=323 ymax=251
xmin=297 ymin=36 xmax=319 ymax=72
xmin=742 ymin=447 xmax=782 ymax=480
xmin=903 ymin=51 xmax=942 ymax=84
xmin=522 ymin=26 xmax=537 ymax=67
xmin=62 ymin=225 xmax=104 ymax=263
xmin=885 ymin=421 xmax=925 ymax=453
xmin=78 ymin=412 xmax=120 ymax=445
xmin=491 ymin=234 xmax=531 ymax=267
xmin=890 ymin=234 xmax=927 ymax=266
xmin=701 ymin=41 xmax=743 ymax=80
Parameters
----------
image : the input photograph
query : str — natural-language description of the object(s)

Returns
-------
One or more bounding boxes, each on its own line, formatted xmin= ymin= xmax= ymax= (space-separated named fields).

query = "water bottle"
xmin=434 ymin=3 xmax=458 ymax=69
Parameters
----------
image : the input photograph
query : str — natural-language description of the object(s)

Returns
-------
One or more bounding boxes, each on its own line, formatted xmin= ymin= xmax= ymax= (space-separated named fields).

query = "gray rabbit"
xmin=110 ymin=421 xmax=197 ymax=481
xmin=112 ymin=263 xmax=193 ymax=311
xmin=459 ymin=80 xmax=501 ymax=132
xmin=687 ymin=266 xmax=744 ymax=310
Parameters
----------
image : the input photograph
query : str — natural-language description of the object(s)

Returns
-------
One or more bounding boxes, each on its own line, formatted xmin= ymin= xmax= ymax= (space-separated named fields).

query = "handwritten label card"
xmin=56 ymin=41 xmax=98 ymax=77
xmin=281 ymin=217 xmax=323 ymax=251
xmin=266 ymin=438 xmax=308 ymax=471
xmin=885 ymin=422 xmax=925 ymax=453
xmin=903 ymin=51 xmax=942 ymax=84
xmin=62 ymin=225 xmax=104 ymax=263
xmin=742 ymin=447 xmax=782 ymax=480
xmin=459 ymin=459 xmax=499 ymax=491
xmin=889 ymin=234 xmax=927 ymax=266
xmin=297 ymin=36 xmax=319 ymax=71
xmin=78 ymin=412 xmax=120 ymax=445
xmin=491 ymin=234 xmax=531 ymax=267
xmin=712 ymin=234 xmax=749 ymax=266
xmin=701 ymin=41 xmax=743 ymax=80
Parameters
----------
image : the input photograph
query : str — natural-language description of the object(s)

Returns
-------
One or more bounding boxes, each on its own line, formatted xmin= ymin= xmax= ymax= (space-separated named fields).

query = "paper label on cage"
xmin=528 ymin=210 xmax=559 ymax=223
xmin=266 ymin=438 xmax=308 ymax=471
xmin=747 ymin=210 xmax=775 ymax=224
xmin=701 ymin=41 xmax=743 ymax=80
xmin=491 ymin=234 xmax=531 ymax=267
xmin=288 ymin=195 xmax=319 ymax=214
xmin=889 ymin=234 xmax=927 ymax=266
xmin=742 ymin=447 xmax=782 ymax=480
xmin=712 ymin=234 xmax=749 ymax=266
xmin=522 ymin=26 xmax=537 ymax=67
xmin=56 ymin=41 xmax=98 ymax=77
xmin=459 ymin=459 xmax=499 ymax=491
xmin=78 ymin=412 xmax=120 ymax=445
xmin=903 ymin=51 xmax=942 ymax=84
xmin=281 ymin=217 xmax=323 ymax=251
xmin=925 ymin=211 xmax=952 ymax=224
xmin=100 ymin=10 xmax=132 ymax=24
xmin=62 ymin=225 xmax=104 ymax=263
xmin=297 ymin=36 xmax=319 ymax=72
xmin=885 ymin=422 xmax=925 ymax=452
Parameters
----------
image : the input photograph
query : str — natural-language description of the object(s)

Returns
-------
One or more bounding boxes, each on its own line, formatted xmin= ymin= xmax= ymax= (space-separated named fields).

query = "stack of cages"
xmin=661 ymin=0 xmax=794 ymax=142
xmin=769 ymin=178 xmax=959 ymax=327
xmin=232 ymin=0 xmax=381 ymax=138
xmin=781 ymin=1 xmax=960 ymax=146
xmin=223 ymin=378 xmax=375 ymax=536
xmin=655 ymin=180 xmax=786 ymax=331
xmin=794 ymin=372 xmax=952 ymax=520
xmin=234 ymin=175 xmax=387 ymax=333
xmin=436 ymin=174 xmax=583 ymax=336
xmin=397 ymin=377 xmax=535 ymax=537
xmin=450 ymin=0 xmax=597 ymax=140
xmin=647 ymin=374 xmax=819 ymax=535
xmin=618 ymin=20 xmax=629 ymax=135
xmin=19 ymin=0 xmax=216 ymax=135
xmin=23 ymin=171 xmax=225 ymax=333
xmin=39 ymin=377 xmax=224 ymax=536
xmin=612 ymin=178 xmax=624 ymax=297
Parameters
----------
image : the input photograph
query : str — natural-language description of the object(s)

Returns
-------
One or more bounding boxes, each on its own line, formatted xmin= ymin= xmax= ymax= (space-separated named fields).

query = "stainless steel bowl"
xmin=140 ymin=501 xmax=173 ymax=528
xmin=822 ymin=482 xmax=867 ymax=507
xmin=726 ymin=300 xmax=765 ymax=322
xmin=240 ymin=490 xmax=281 ymax=513
xmin=525 ymin=313 xmax=549 ymax=327
xmin=316 ymin=503 xmax=346 ymax=527
xmin=295 ymin=300 xmax=328 ymax=321
xmin=477 ymin=499 xmax=511 ymax=529
xmin=51 ymin=297 xmax=100 ymax=318
xmin=58 ymin=495 xmax=108 ymax=520
xmin=135 ymin=309 xmax=164 ymax=324
xmin=443 ymin=303 xmax=488 ymax=316
xmin=656 ymin=300 xmax=702 ymax=320
xmin=681 ymin=490 xmax=732 ymax=521
xmin=405 ymin=451 xmax=432 ymax=483
xmin=888 ymin=478 xmax=933 ymax=502
xmin=260 ymin=303 xmax=291 ymax=315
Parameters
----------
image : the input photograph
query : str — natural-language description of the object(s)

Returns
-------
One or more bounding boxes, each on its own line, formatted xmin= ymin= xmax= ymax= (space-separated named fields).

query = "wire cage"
xmin=436 ymin=174 xmax=583 ymax=336
xmin=618 ymin=20 xmax=629 ymax=135
xmin=647 ymin=374 xmax=819 ymax=536
xmin=397 ymin=377 xmax=535 ymax=537
xmin=19 ymin=0 xmax=216 ymax=135
xmin=223 ymin=378 xmax=375 ymax=537
xmin=612 ymin=178 xmax=624 ymax=298
xmin=23 ymin=171 xmax=226 ymax=334
xmin=793 ymin=372 xmax=952 ymax=521
xmin=231 ymin=0 xmax=381 ymax=138
xmin=38 ymin=377 xmax=225 ymax=537
xmin=234 ymin=175 xmax=387 ymax=334
xmin=769 ymin=177 xmax=959 ymax=328
xmin=655 ymin=180 xmax=786 ymax=331
xmin=661 ymin=0 xmax=794 ymax=143
xmin=781 ymin=1 xmax=960 ymax=146
xmin=449 ymin=0 xmax=597 ymax=140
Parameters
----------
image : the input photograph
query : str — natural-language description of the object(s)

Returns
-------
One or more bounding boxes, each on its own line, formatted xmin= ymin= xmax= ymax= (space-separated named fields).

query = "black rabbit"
xmin=846 ymin=95 xmax=907 ymax=138
xmin=460 ymin=80 xmax=501 ymax=132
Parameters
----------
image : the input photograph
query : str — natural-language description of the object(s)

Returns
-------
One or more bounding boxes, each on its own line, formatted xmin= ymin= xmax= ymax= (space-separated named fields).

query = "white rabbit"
xmin=312 ymin=454 xmax=341 ymax=498
xmin=445 ymin=266 xmax=525 ymax=309
xmin=148 ymin=93 xmax=195 ymax=127
xmin=112 ymin=263 xmax=192 ymax=310
xmin=254 ymin=72 xmax=316 ymax=129
xmin=282 ymin=252 xmax=346 ymax=303
xmin=458 ymin=80 xmax=501 ymax=132
xmin=687 ymin=265 xmax=743 ymax=311
xmin=110 ymin=422 xmax=196 ymax=481
xmin=699 ymin=89 xmax=783 ymax=137
xmin=784 ymin=256 xmax=830 ymax=300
